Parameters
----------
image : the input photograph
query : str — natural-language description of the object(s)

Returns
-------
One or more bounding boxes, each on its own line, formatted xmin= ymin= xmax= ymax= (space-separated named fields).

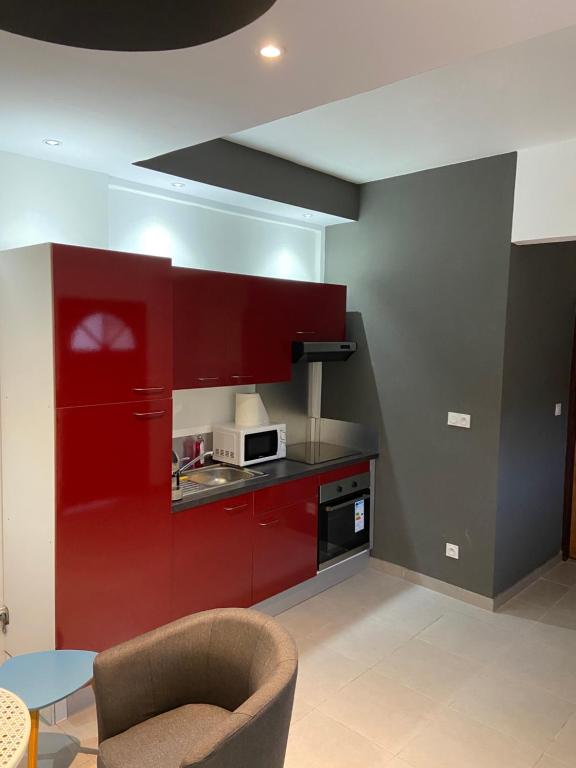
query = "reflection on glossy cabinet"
xmin=55 ymin=399 xmax=173 ymax=651
xmin=171 ymin=494 xmax=254 ymax=618
xmin=52 ymin=244 xmax=173 ymax=407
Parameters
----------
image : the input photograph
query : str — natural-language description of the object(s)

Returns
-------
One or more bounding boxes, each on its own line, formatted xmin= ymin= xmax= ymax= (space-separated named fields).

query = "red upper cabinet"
xmin=52 ymin=245 xmax=173 ymax=407
xmin=55 ymin=398 xmax=173 ymax=651
xmin=278 ymin=280 xmax=347 ymax=342
xmin=173 ymin=268 xmax=291 ymax=389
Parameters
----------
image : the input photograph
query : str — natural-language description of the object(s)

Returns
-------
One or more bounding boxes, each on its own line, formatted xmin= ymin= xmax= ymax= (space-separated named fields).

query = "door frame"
xmin=562 ymin=313 xmax=576 ymax=559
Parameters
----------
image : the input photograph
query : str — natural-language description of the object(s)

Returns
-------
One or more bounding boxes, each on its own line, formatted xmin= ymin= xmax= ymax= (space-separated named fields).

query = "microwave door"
xmin=244 ymin=430 xmax=279 ymax=463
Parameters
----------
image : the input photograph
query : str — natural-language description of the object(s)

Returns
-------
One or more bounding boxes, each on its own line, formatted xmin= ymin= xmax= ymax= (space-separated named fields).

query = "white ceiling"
xmin=2 ymin=0 xmax=576 ymax=212
xmin=232 ymin=23 xmax=576 ymax=183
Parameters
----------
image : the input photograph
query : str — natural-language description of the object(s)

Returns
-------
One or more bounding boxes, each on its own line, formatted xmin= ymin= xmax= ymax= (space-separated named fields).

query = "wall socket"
xmin=445 ymin=543 xmax=459 ymax=559
xmin=447 ymin=412 xmax=471 ymax=429
xmin=555 ymin=403 xmax=562 ymax=416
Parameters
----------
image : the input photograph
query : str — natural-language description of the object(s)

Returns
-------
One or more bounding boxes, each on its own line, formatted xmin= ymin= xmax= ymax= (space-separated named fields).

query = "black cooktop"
xmin=286 ymin=442 xmax=360 ymax=465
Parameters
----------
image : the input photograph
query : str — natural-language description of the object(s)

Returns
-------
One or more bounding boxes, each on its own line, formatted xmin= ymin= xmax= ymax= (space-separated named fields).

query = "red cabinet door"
xmin=275 ymin=280 xmax=347 ymax=342
xmin=52 ymin=244 xmax=173 ymax=407
xmin=173 ymin=267 xmax=239 ymax=389
xmin=173 ymin=268 xmax=290 ymax=389
xmin=253 ymin=477 xmax=318 ymax=604
xmin=171 ymin=494 xmax=253 ymax=618
xmin=55 ymin=399 xmax=172 ymax=651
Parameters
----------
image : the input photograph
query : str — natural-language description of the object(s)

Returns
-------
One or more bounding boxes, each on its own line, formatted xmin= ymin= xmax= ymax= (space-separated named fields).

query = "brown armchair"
xmin=93 ymin=608 xmax=298 ymax=768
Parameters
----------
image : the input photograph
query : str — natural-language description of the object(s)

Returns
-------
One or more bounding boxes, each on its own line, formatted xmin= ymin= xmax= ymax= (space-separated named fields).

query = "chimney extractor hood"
xmin=292 ymin=341 xmax=357 ymax=363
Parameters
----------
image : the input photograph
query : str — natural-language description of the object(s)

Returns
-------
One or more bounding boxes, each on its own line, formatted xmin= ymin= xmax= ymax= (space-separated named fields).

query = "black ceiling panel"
xmin=137 ymin=139 xmax=360 ymax=220
xmin=0 ymin=0 xmax=277 ymax=52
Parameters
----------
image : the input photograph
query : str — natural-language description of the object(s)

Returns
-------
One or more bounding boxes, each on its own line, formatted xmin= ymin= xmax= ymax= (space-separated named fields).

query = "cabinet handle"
xmin=133 ymin=387 xmax=166 ymax=394
xmin=324 ymin=494 xmax=369 ymax=513
xmin=295 ymin=330 xmax=317 ymax=335
xmin=134 ymin=410 xmax=166 ymax=419
xmin=224 ymin=503 xmax=249 ymax=512
xmin=231 ymin=375 xmax=253 ymax=380
xmin=259 ymin=519 xmax=280 ymax=527
xmin=197 ymin=377 xmax=220 ymax=382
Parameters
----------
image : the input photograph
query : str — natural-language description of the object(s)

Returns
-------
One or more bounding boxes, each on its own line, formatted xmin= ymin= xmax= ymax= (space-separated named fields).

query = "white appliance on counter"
xmin=213 ymin=423 xmax=286 ymax=466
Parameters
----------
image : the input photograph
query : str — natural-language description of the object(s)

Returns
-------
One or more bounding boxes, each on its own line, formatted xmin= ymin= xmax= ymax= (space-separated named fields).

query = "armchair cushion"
xmin=98 ymin=704 xmax=234 ymax=768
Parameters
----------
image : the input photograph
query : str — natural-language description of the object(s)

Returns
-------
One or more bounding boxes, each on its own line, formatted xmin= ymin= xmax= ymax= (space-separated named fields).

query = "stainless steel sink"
xmin=178 ymin=465 xmax=267 ymax=496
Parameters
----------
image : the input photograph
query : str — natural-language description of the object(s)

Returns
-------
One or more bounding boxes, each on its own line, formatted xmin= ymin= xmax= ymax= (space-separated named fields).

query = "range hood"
xmin=292 ymin=340 xmax=357 ymax=363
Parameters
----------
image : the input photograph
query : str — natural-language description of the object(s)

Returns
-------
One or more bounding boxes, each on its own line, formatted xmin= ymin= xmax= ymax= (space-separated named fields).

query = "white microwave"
xmin=212 ymin=423 xmax=286 ymax=467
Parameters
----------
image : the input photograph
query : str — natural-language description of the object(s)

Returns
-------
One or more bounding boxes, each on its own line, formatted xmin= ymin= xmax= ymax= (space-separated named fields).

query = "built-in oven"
xmin=318 ymin=471 xmax=371 ymax=569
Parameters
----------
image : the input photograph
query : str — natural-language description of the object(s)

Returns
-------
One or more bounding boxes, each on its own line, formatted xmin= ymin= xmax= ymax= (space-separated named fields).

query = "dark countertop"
xmin=171 ymin=449 xmax=378 ymax=513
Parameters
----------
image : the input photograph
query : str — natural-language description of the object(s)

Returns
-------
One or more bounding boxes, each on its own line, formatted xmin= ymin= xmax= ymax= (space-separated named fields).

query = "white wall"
xmin=108 ymin=185 xmax=323 ymax=281
xmin=513 ymin=139 xmax=576 ymax=243
xmin=0 ymin=152 xmax=109 ymax=251
xmin=0 ymin=150 xmax=324 ymax=439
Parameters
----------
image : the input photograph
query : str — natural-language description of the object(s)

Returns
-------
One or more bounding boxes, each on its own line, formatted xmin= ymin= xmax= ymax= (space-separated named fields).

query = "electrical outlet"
xmin=555 ymin=403 xmax=562 ymax=416
xmin=445 ymin=543 xmax=459 ymax=559
xmin=447 ymin=412 xmax=471 ymax=429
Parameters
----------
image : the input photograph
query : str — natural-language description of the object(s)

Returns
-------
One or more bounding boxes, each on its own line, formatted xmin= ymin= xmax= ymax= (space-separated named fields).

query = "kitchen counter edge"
xmin=171 ymin=450 xmax=379 ymax=513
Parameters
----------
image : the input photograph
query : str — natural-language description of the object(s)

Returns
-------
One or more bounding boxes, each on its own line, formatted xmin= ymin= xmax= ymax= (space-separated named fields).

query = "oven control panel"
xmin=319 ymin=472 xmax=371 ymax=504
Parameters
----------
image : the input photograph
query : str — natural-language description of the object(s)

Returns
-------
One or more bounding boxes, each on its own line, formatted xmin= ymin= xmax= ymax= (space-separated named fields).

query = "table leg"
xmin=27 ymin=709 xmax=39 ymax=768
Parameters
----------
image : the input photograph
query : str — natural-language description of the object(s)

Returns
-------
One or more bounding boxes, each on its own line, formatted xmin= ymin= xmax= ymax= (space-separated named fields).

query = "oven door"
xmin=318 ymin=490 xmax=370 ymax=569
xmin=242 ymin=429 xmax=279 ymax=465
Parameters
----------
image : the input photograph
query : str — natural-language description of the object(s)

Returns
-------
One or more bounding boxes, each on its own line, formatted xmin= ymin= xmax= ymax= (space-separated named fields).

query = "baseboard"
xmin=369 ymin=557 xmax=495 ymax=610
xmin=254 ymin=550 xmax=370 ymax=616
xmin=493 ymin=551 xmax=562 ymax=610
xmin=369 ymin=551 xmax=563 ymax=612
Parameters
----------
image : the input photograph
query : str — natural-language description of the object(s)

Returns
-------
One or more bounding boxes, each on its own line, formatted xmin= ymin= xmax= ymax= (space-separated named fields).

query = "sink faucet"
xmin=175 ymin=451 xmax=214 ymax=476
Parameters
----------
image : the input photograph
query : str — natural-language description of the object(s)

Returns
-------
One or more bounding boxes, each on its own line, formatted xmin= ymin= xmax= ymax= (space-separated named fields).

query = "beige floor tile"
xmin=305 ymin=613 xmax=415 ymax=666
xmin=318 ymin=669 xmax=438 ymax=753
xmin=529 ymin=619 xmax=576 ymax=654
xmin=489 ymin=637 xmax=576 ymax=704
xmin=518 ymin=580 xmax=570 ymax=609
xmin=546 ymin=711 xmax=576 ymax=766
xmin=544 ymin=561 xmax=576 ymax=589
xmin=496 ymin=596 xmax=549 ymax=623
xmin=373 ymin=638 xmax=481 ymax=702
xmin=417 ymin=611 xmax=516 ymax=663
xmin=398 ymin=708 xmax=542 ymax=768
xmin=57 ymin=703 xmax=99 ymax=751
xmin=368 ymin=587 xmax=449 ymax=635
xmin=285 ymin=710 xmax=394 ymax=768
xmin=536 ymin=756 xmax=571 ymax=768
xmin=296 ymin=641 xmax=371 ymax=707
xmin=449 ymin=668 xmax=576 ymax=750
xmin=540 ymin=605 xmax=576 ymax=632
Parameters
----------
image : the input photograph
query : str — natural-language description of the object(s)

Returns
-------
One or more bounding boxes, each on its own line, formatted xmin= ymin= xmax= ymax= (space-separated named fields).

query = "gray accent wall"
xmin=495 ymin=243 xmax=576 ymax=593
xmin=323 ymin=154 xmax=517 ymax=597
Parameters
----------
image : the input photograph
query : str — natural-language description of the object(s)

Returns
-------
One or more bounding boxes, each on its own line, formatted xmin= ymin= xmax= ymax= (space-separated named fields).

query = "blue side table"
xmin=0 ymin=650 xmax=96 ymax=768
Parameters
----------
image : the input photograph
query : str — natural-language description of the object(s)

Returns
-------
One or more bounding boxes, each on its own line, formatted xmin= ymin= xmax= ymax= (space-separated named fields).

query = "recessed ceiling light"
xmin=43 ymin=138 xmax=62 ymax=147
xmin=259 ymin=43 xmax=283 ymax=59
xmin=171 ymin=182 xmax=186 ymax=188
xmin=303 ymin=213 xmax=314 ymax=219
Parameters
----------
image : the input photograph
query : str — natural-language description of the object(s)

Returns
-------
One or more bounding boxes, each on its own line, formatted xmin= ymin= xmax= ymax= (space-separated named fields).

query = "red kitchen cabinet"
xmin=173 ymin=268 xmax=290 ymax=389
xmin=171 ymin=494 xmax=253 ymax=618
xmin=55 ymin=398 xmax=173 ymax=651
xmin=52 ymin=244 xmax=173 ymax=407
xmin=252 ymin=478 xmax=318 ymax=603
xmin=276 ymin=279 xmax=347 ymax=342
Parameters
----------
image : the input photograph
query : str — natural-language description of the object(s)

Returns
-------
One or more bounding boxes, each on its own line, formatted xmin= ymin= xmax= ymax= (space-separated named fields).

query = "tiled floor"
xmin=23 ymin=559 xmax=576 ymax=767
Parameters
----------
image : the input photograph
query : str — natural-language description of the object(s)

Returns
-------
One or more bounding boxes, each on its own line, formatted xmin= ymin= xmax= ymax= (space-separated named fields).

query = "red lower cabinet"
xmin=56 ymin=399 xmax=173 ymax=651
xmin=253 ymin=479 xmax=318 ymax=604
xmin=171 ymin=494 xmax=253 ymax=618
